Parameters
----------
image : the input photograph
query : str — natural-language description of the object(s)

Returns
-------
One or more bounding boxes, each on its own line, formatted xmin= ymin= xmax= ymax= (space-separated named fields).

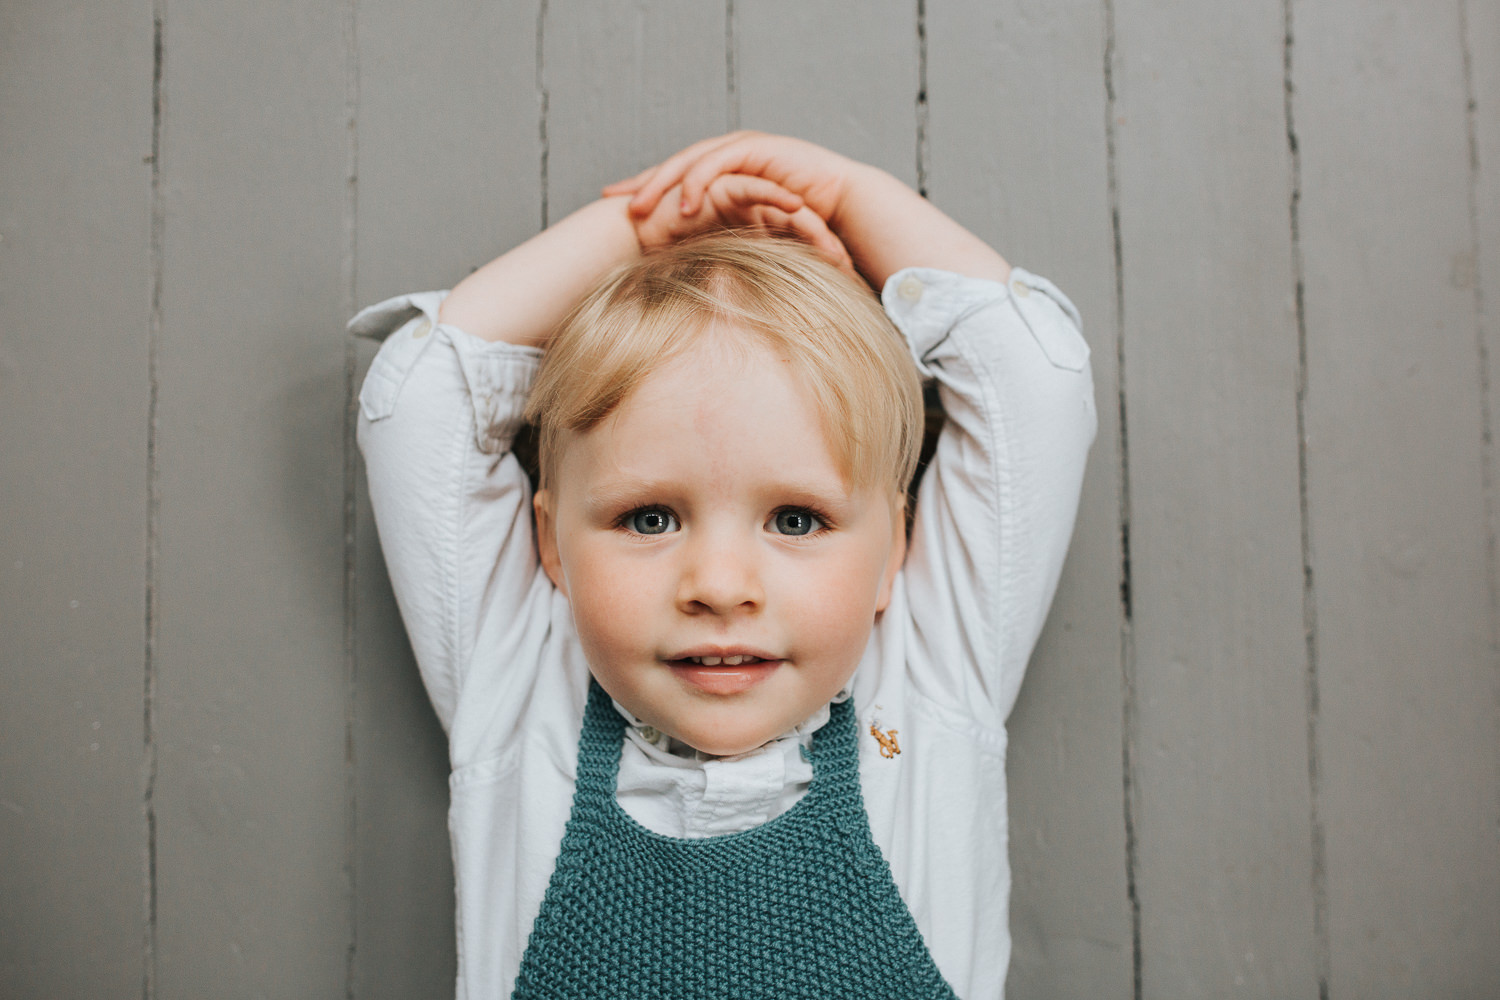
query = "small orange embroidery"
xmin=869 ymin=723 xmax=901 ymax=758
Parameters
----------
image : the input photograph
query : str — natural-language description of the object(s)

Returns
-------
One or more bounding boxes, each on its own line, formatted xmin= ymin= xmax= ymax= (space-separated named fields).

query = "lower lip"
xmin=669 ymin=660 xmax=781 ymax=695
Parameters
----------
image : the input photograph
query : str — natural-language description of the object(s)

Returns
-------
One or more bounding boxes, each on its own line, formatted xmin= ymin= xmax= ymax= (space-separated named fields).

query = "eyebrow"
xmin=579 ymin=477 xmax=857 ymax=516
xmin=580 ymin=481 xmax=668 ymax=517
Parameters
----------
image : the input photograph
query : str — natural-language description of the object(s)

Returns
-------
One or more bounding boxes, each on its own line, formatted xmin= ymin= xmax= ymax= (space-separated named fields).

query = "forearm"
xmin=439 ymin=196 xmax=640 ymax=346
xmin=831 ymin=164 xmax=1011 ymax=290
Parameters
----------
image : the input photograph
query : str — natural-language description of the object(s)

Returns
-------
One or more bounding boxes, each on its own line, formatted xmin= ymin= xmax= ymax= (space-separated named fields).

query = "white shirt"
xmin=353 ymin=266 xmax=1095 ymax=999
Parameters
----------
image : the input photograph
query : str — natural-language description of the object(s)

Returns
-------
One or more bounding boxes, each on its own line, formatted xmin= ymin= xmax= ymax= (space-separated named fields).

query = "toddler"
xmin=352 ymin=133 xmax=1095 ymax=998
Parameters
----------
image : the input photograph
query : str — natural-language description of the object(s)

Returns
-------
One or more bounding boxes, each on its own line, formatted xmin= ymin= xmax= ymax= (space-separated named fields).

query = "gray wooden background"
xmin=4 ymin=0 xmax=1498 ymax=997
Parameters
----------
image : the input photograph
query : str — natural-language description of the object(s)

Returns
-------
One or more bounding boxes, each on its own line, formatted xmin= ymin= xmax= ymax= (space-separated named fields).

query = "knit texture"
xmin=510 ymin=681 xmax=960 ymax=999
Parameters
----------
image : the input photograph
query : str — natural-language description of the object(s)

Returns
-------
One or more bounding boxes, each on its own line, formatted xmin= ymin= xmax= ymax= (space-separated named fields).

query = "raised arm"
xmin=823 ymin=163 xmax=1010 ymax=288
xmin=606 ymin=131 xmax=1010 ymax=289
xmin=438 ymin=196 xmax=640 ymax=345
xmin=442 ymin=174 xmax=840 ymax=345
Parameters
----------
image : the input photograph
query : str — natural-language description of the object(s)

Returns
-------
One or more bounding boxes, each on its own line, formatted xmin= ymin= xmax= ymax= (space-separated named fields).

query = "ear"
xmin=534 ymin=489 xmax=567 ymax=597
xmin=875 ymin=497 xmax=907 ymax=615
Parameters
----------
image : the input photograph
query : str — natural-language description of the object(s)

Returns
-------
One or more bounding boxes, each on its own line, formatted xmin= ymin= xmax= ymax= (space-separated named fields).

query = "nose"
xmin=675 ymin=526 xmax=763 ymax=615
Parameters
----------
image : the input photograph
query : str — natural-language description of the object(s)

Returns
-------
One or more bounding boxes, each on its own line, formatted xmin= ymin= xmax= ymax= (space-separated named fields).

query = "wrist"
xmin=824 ymin=164 xmax=911 ymax=290
xmin=585 ymin=195 xmax=648 ymax=259
xmin=827 ymin=162 xmax=898 ymax=231
xmin=440 ymin=196 xmax=642 ymax=346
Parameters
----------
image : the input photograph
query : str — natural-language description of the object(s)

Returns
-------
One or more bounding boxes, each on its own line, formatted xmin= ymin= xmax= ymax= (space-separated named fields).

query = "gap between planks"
xmin=1099 ymin=2 xmax=1142 ymax=998
xmin=341 ymin=0 xmax=362 ymax=996
xmin=143 ymin=2 xmax=166 ymax=997
xmin=1280 ymin=2 xmax=1332 ymax=997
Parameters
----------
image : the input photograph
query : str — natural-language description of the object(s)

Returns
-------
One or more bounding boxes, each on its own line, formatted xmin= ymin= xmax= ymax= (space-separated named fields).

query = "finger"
xmin=624 ymin=132 xmax=750 ymax=216
xmin=782 ymin=206 xmax=855 ymax=274
xmin=635 ymin=182 xmax=716 ymax=247
xmin=735 ymin=204 xmax=855 ymax=279
xmin=741 ymin=203 xmax=829 ymax=248
xmin=709 ymin=174 xmax=805 ymax=217
xmin=739 ymin=207 xmax=801 ymax=242
xmin=743 ymin=204 xmax=794 ymax=229
xmin=676 ymin=139 xmax=784 ymax=217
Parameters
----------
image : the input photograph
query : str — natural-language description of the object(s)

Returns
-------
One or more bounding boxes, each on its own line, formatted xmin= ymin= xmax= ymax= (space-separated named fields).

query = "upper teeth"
xmin=686 ymin=655 xmax=761 ymax=666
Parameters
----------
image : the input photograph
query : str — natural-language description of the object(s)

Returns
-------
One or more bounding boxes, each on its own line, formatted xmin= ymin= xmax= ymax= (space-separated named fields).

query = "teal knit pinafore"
xmin=510 ymin=681 xmax=960 ymax=999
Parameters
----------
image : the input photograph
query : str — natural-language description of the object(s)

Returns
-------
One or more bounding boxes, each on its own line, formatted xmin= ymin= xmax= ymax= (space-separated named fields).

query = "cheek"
xmin=560 ymin=546 xmax=655 ymax=660
xmin=781 ymin=545 xmax=891 ymax=645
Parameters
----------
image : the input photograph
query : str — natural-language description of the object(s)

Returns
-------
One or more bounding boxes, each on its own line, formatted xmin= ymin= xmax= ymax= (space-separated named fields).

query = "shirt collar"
xmin=610 ymin=692 xmax=844 ymax=761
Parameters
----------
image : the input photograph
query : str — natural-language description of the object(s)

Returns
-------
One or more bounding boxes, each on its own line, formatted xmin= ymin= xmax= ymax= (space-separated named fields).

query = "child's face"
xmin=535 ymin=330 xmax=904 ymax=757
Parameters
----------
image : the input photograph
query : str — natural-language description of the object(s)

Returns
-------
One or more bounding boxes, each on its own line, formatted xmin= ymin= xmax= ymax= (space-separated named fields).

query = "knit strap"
xmin=511 ymin=680 xmax=959 ymax=999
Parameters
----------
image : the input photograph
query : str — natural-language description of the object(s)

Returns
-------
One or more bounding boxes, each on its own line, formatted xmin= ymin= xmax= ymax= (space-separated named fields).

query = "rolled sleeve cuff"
xmin=351 ymin=290 xmax=543 ymax=454
xmin=881 ymin=267 xmax=1089 ymax=373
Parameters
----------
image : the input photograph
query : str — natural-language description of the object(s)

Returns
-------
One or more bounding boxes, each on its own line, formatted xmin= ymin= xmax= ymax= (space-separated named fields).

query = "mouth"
xmin=666 ymin=651 xmax=782 ymax=695
xmin=676 ymin=653 xmax=767 ymax=666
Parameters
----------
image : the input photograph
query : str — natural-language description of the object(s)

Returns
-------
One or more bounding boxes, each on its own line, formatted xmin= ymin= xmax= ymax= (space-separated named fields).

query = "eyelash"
xmin=616 ymin=506 xmax=678 ymax=537
xmin=768 ymin=506 xmax=828 ymax=538
xmin=612 ymin=505 xmax=833 ymax=538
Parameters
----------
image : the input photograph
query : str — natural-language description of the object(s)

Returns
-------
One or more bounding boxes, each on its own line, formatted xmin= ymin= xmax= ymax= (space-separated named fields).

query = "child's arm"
xmin=605 ymin=131 xmax=1010 ymax=289
xmin=441 ymin=174 xmax=844 ymax=344
xmin=437 ymin=196 xmax=640 ymax=346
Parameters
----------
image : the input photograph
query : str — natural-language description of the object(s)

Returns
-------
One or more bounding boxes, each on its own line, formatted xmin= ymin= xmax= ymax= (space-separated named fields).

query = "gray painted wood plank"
xmin=152 ymin=2 xmax=352 ymax=995
xmin=1478 ymin=0 xmax=1500 ymax=626
xmin=1293 ymin=1 xmax=1500 ymax=994
xmin=1113 ymin=1 xmax=1318 ymax=994
xmin=350 ymin=532 xmax=455 ymax=996
xmin=352 ymin=0 xmax=542 ymax=994
xmin=543 ymin=0 xmax=729 ymax=219
xmin=732 ymin=0 xmax=918 ymax=187
xmin=0 ymin=2 xmax=151 ymax=996
xmin=1472 ymin=6 xmax=1500 ymax=983
xmin=924 ymin=2 xmax=1132 ymax=996
xmin=354 ymin=0 xmax=542 ymax=304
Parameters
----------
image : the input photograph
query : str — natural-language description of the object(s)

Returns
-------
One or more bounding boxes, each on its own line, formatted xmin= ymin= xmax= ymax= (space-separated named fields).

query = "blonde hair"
xmin=525 ymin=233 xmax=923 ymax=499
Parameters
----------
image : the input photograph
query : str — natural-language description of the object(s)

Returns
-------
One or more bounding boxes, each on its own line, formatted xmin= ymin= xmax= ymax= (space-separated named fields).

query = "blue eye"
xmin=771 ymin=509 xmax=821 ymax=536
xmin=624 ymin=508 xmax=678 ymax=535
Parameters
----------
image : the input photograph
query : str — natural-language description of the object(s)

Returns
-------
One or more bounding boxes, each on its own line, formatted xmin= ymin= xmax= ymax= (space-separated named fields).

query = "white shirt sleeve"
xmin=351 ymin=292 xmax=551 ymax=733
xmin=882 ymin=267 xmax=1096 ymax=726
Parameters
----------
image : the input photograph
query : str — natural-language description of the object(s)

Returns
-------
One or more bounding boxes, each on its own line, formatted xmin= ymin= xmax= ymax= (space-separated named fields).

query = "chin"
xmin=674 ymin=721 xmax=774 ymax=758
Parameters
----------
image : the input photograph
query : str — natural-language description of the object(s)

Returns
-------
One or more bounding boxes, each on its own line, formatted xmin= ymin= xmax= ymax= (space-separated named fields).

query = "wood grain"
xmin=924 ymin=1 xmax=1133 ymax=996
xmin=543 ymin=0 xmax=729 ymax=220
xmin=1113 ymin=0 xmax=1318 ymax=993
xmin=0 ymin=1 xmax=152 ymax=995
xmin=350 ymin=0 xmax=543 ymax=995
xmin=733 ymin=0 xmax=918 ymax=186
xmin=1294 ymin=0 xmax=1500 ymax=993
xmin=152 ymin=2 xmax=352 ymax=994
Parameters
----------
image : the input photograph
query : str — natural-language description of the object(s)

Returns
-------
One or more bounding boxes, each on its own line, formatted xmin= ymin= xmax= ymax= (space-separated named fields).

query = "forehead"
xmin=551 ymin=333 xmax=845 ymax=494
